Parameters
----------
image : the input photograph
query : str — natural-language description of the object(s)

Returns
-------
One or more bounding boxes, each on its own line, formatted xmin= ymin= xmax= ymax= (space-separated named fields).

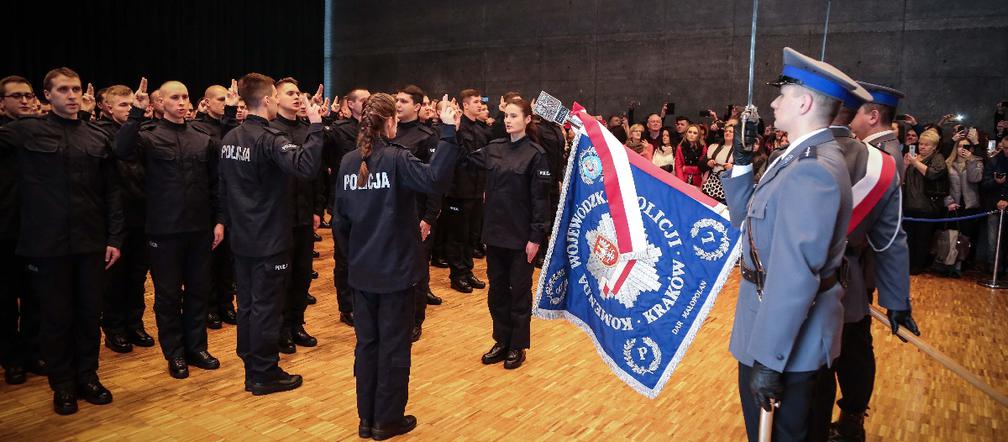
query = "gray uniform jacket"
xmin=832 ymin=126 xmax=911 ymax=323
xmin=864 ymin=130 xmax=904 ymax=179
xmin=721 ymin=129 xmax=852 ymax=373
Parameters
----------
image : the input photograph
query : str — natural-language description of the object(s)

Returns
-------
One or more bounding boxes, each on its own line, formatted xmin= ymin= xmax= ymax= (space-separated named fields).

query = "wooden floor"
xmin=1 ymin=229 xmax=1006 ymax=441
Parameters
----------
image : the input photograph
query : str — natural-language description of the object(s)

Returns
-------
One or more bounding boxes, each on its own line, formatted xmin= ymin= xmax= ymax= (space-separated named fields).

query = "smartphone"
xmin=666 ymin=102 xmax=675 ymax=114
xmin=480 ymin=96 xmax=489 ymax=103
xmin=909 ymin=144 xmax=917 ymax=156
xmin=698 ymin=110 xmax=710 ymax=118
xmin=990 ymin=140 xmax=998 ymax=155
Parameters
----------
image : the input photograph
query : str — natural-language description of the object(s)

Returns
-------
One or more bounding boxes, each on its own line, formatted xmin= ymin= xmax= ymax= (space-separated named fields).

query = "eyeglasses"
xmin=4 ymin=92 xmax=35 ymax=100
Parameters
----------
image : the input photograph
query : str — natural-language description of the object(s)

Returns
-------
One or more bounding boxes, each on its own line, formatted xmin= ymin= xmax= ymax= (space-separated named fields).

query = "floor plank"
xmin=0 ymin=229 xmax=1005 ymax=440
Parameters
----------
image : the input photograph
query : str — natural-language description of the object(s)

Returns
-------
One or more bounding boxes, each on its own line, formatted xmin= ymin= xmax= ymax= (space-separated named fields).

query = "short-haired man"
xmin=328 ymin=87 xmax=370 ymax=326
xmin=393 ymin=85 xmax=444 ymax=341
xmin=721 ymin=48 xmax=857 ymax=440
xmin=0 ymin=67 xmax=124 ymax=414
xmin=0 ymin=75 xmax=43 ymax=386
xmin=270 ymin=77 xmax=332 ymax=353
xmin=192 ymin=83 xmax=239 ymax=329
xmin=115 ymin=78 xmax=224 ymax=380
xmin=850 ymin=82 xmax=906 ymax=176
xmin=91 ymin=85 xmax=156 ymax=355
xmin=219 ymin=72 xmax=324 ymax=395
xmin=441 ymin=88 xmax=489 ymax=294
xmin=672 ymin=115 xmax=690 ymax=146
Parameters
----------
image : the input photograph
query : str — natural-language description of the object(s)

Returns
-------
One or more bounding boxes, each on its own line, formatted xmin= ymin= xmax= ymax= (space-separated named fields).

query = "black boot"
xmin=425 ymin=290 xmax=443 ymax=305
xmin=53 ymin=391 xmax=78 ymax=415
xmin=292 ymin=326 xmax=317 ymax=347
xmin=4 ymin=365 xmax=25 ymax=385
xmin=481 ymin=343 xmax=507 ymax=364
xmin=104 ymin=334 xmax=133 ymax=354
xmin=372 ymin=415 xmax=417 ymax=440
xmin=279 ymin=329 xmax=296 ymax=354
xmin=828 ymin=410 xmax=866 ymax=442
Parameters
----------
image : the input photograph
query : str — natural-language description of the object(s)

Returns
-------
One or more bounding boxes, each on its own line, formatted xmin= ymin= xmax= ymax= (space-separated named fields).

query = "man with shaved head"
xmin=192 ymin=83 xmax=239 ymax=329
xmin=115 ymin=78 xmax=225 ymax=380
xmin=148 ymin=89 xmax=163 ymax=120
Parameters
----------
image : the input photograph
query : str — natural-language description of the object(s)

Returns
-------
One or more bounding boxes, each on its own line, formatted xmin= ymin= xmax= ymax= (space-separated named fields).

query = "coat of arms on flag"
xmin=534 ymin=96 xmax=742 ymax=398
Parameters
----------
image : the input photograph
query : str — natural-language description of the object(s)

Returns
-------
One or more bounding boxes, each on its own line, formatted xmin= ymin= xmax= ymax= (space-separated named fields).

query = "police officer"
xmin=442 ymin=88 xmax=489 ymax=293
xmin=329 ymin=88 xmax=370 ymax=326
xmin=219 ymin=72 xmax=324 ymax=395
xmin=720 ymin=48 xmax=858 ymax=441
xmin=0 ymin=67 xmax=124 ymax=415
xmin=333 ymin=92 xmax=460 ymax=440
xmin=810 ymin=85 xmax=920 ymax=442
xmin=116 ymin=78 xmax=223 ymax=380
xmin=465 ymin=98 xmax=551 ymax=370
xmin=392 ymin=85 xmax=444 ymax=342
xmin=191 ymin=83 xmax=239 ymax=328
xmin=93 ymin=85 xmax=155 ymax=354
xmin=270 ymin=77 xmax=327 ymax=353
xmin=850 ymin=83 xmax=905 ymax=176
xmin=0 ymin=75 xmax=44 ymax=385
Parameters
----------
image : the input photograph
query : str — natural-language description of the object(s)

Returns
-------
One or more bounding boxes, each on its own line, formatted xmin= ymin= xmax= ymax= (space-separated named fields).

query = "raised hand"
xmin=320 ymin=97 xmax=331 ymax=118
xmin=133 ymin=77 xmax=150 ymax=110
xmin=499 ymin=95 xmax=507 ymax=112
xmin=81 ymin=83 xmax=96 ymax=113
xmin=439 ymin=94 xmax=459 ymax=127
xmin=305 ymin=98 xmax=322 ymax=124
xmin=312 ymin=84 xmax=324 ymax=105
xmin=197 ymin=97 xmax=209 ymax=114
xmin=225 ymin=79 xmax=239 ymax=106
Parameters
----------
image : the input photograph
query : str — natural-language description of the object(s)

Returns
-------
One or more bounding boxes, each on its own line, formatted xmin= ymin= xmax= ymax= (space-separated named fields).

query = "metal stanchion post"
xmin=758 ymin=400 xmax=778 ymax=442
xmin=978 ymin=209 xmax=1008 ymax=289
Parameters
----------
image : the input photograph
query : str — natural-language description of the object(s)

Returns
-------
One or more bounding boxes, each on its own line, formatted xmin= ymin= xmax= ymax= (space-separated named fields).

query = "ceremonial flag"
xmin=534 ymin=105 xmax=742 ymax=398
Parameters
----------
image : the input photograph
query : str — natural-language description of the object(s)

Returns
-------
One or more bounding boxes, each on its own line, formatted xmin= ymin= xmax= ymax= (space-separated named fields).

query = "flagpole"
xmin=821 ymin=0 xmax=832 ymax=61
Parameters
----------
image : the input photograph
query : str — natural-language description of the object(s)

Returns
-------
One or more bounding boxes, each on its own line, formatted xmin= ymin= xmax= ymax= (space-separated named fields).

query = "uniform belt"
xmin=740 ymin=264 xmax=842 ymax=294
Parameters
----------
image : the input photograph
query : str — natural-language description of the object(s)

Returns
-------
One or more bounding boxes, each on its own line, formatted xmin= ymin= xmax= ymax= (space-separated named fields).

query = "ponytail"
xmin=354 ymin=93 xmax=396 ymax=187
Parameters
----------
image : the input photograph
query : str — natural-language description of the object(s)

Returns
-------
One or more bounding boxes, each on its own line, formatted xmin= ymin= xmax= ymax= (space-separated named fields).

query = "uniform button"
xmin=776 ymin=354 xmax=784 ymax=361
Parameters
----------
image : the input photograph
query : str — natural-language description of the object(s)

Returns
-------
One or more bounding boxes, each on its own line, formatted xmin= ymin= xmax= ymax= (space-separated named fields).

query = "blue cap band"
xmin=869 ymin=90 xmax=900 ymax=108
xmin=781 ymin=65 xmax=850 ymax=104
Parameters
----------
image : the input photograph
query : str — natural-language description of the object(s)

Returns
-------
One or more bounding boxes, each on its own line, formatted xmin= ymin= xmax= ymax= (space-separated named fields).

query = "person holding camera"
xmin=942 ymin=134 xmax=986 ymax=275
xmin=902 ymin=129 xmax=949 ymax=274
xmin=981 ymin=136 xmax=1008 ymax=273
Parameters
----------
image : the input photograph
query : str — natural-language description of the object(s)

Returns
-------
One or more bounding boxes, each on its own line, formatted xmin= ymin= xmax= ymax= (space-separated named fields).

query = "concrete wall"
xmin=329 ymin=0 xmax=1008 ymax=128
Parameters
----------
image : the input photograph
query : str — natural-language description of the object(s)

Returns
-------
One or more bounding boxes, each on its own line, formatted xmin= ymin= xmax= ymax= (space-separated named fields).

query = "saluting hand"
xmin=305 ymin=99 xmax=323 ymax=124
xmin=197 ymin=97 xmax=209 ymax=114
xmin=439 ymin=94 xmax=460 ymax=127
xmin=133 ymin=77 xmax=150 ymax=110
xmin=225 ymin=79 xmax=239 ymax=107
xmin=320 ymin=97 xmax=332 ymax=118
xmin=312 ymin=84 xmax=325 ymax=105
xmin=81 ymin=83 xmax=96 ymax=113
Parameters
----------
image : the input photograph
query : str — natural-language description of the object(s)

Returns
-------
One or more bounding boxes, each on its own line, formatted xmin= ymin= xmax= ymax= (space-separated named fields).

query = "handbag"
xmin=701 ymin=171 xmax=726 ymax=201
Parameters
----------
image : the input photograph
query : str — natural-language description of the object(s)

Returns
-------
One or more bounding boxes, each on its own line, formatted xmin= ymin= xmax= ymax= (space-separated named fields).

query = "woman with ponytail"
xmin=463 ymin=98 xmax=551 ymax=371
xmin=331 ymin=92 xmax=461 ymax=440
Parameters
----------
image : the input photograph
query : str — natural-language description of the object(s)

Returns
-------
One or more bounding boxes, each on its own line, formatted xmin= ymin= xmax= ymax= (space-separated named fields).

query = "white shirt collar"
xmin=862 ymin=129 xmax=895 ymax=144
xmin=761 ymin=127 xmax=829 ymax=181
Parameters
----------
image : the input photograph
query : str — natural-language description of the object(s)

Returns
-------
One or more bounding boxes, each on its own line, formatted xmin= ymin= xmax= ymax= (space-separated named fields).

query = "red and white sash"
xmin=848 ymin=144 xmax=896 ymax=234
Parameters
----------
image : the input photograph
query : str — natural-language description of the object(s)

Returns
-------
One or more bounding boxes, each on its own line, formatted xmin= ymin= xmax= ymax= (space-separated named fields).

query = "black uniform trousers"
xmin=331 ymin=225 xmax=353 ymax=313
xmin=26 ymin=253 xmax=104 ymax=392
xmin=209 ymin=237 xmax=236 ymax=314
xmin=0 ymin=239 xmax=38 ymax=369
xmin=354 ymin=288 xmax=412 ymax=426
xmin=485 ymin=246 xmax=533 ymax=349
xmin=413 ymin=228 xmax=434 ymax=327
xmin=903 ymin=211 xmax=938 ymax=273
xmin=738 ymin=362 xmax=831 ymax=442
xmin=808 ymin=315 xmax=875 ymax=441
xmin=233 ymin=250 xmax=290 ymax=382
xmin=148 ymin=230 xmax=211 ymax=361
xmin=283 ymin=226 xmax=313 ymax=329
xmin=469 ymin=200 xmax=484 ymax=252
xmin=442 ymin=197 xmax=478 ymax=280
xmin=102 ymin=226 xmax=148 ymax=336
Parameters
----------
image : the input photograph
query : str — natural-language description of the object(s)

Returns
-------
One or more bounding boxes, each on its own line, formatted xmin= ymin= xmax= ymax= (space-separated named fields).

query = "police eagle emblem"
xmin=585 ymin=213 xmax=663 ymax=308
